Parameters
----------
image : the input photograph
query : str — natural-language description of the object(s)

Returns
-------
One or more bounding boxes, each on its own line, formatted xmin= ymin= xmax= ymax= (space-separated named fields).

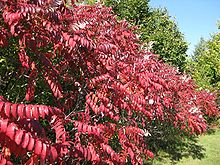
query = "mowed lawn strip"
xmin=178 ymin=129 xmax=220 ymax=165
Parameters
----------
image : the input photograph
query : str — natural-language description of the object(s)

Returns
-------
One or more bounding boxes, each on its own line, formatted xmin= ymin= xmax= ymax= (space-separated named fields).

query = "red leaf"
xmin=24 ymin=155 xmax=38 ymax=165
xmin=18 ymin=49 xmax=30 ymax=69
xmin=11 ymin=103 xmax=18 ymax=118
xmin=15 ymin=129 xmax=24 ymax=145
xmin=0 ymin=155 xmax=6 ymax=165
xmin=40 ymin=143 xmax=47 ymax=161
xmin=69 ymin=37 xmax=76 ymax=48
xmin=32 ymin=106 xmax=39 ymax=119
xmin=0 ymin=102 xmax=4 ymax=113
xmin=17 ymin=104 xmax=25 ymax=118
xmin=6 ymin=124 xmax=16 ymax=140
xmin=4 ymin=102 xmax=11 ymax=117
xmin=25 ymin=105 xmax=32 ymax=119
xmin=50 ymin=146 xmax=58 ymax=161
xmin=0 ymin=119 xmax=8 ymax=133
xmin=27 ymin=137 xmax=35 ymax=151
xmin=25 ymin=68 xmax=38 ymax=101
xmin=146 ymin=150 xmax=154 ymax=158
xmin=21 ymin=133 xmax=30 ymax=149
xmin=43 ymin=69 xmax=63 ymax=99
xmin=34 ymin=140 xmax=43 ymax=155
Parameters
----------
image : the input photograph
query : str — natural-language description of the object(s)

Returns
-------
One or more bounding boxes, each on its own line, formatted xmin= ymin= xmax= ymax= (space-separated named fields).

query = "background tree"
xmin=192 ymin=37 xmax=207 ymax=61
xmin=186 ymin=24 xmax=220 ymax=96
xmin=98 ymin=0 xmax=188 ymax=71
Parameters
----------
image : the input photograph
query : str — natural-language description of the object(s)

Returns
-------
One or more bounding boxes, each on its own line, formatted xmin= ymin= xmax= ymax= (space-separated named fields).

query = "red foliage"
xmin=0 ymin=0 xmax=219 ymax=164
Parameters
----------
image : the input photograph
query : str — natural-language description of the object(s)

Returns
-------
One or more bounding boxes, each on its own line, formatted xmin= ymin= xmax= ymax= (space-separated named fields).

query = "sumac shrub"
xmin=0 ymin=0 xmax=219 ymax=164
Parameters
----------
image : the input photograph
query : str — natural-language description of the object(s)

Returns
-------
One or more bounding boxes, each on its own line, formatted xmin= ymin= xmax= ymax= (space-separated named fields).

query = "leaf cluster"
xmin=186 ymin=29 xmax=220 ymax=96
xmin=0 ymin=0 xmax=219 ymax=164
xmin=102 ymin=0 xmax=188 ymax=71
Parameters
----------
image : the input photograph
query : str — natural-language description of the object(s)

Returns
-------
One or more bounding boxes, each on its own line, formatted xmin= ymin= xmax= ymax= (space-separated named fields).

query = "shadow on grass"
xmin=144 ymin=124 xmax=207 ymax=165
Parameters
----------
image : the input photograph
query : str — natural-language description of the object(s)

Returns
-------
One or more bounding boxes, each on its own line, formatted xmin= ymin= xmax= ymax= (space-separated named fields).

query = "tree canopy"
xmin=102 ymin=0 xmax=188 ymax=71
xmin=187 ymin=24 xmax=220 ymax=95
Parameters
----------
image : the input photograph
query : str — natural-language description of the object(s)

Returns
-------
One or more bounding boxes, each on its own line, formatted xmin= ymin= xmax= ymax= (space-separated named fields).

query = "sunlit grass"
xmin=147 ymin=125 xmax=220 ymax=165
xmin=178 ymin=129 xmax=220 ymax=165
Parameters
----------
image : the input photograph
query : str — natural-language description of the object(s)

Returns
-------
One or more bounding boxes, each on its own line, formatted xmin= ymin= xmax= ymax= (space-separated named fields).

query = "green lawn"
xmin=149 ymin=129 xmax=220 ymax=165
xmin=178 ymin=130 xmax=220 ymax=165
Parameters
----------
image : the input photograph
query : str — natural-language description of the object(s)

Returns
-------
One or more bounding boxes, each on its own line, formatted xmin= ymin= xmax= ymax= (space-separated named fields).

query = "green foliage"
xmin=102 ymin=0 xmax=188 ymax=71
xmin=139 ymin=8 xmax=188 ymax=71
xmin=186 ymin=26 xmax=220 ymax=94
xmin=0 ymin=39 xmax=57 ymax=106
xmin=0 ymin=38 xmax=26 ymax=103
xmin=192 ymin=37 xmax=207 ymax=61
xmin=104 ymin=0 xmax=150 ymax=24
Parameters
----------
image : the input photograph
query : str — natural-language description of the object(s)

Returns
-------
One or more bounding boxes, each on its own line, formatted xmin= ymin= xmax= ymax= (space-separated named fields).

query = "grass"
xmin=147 ymin=126 xmax=220 ymax=165
xmin=178 ymin=129 xmax=220 ymax=165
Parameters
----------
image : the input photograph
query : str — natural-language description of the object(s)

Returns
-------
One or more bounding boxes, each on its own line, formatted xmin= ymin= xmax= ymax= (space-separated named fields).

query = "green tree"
xmin=140 ymin=8 xmax=188 ymax=71
xmin=96 ymin=0 xmax=188 ymax=71
xmin=192 ymin=37 xmax=207 ymax=61
xmin=187 ymin=24 xmax=220 ymax=94
xmin=104 ymin=0 xmax=150 ymax=24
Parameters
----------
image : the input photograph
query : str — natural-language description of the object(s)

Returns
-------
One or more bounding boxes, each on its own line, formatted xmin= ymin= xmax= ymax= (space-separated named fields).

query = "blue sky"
xmin=149 ymin=0 xmax=220 ymax=56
